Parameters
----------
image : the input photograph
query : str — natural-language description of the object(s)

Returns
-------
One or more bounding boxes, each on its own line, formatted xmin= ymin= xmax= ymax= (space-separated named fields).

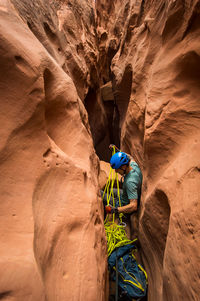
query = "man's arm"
xmin=118 ymin=199 xmax=138 ymax=214
xmin=105 ymin=199 xmax=137 ymax=215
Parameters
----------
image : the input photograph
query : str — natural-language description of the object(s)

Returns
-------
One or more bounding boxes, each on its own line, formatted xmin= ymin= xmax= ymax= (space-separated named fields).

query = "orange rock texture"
xmin=0 ymin=0 xmax=107 ymax=300
xmin=96 ymin=0 xmax=200 ymax=300
xmin=1 ymin=0 xmax=200 ymax=300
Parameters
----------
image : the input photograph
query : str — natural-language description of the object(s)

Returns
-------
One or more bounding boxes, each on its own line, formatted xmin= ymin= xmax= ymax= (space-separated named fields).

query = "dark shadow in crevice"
xmin=139 ymin=189 xmax=170 ymax=300
xmin=142 ymin=189 xmax=171 ymax=265
xmin=162 ymin=3 xmax=184 ymax=43
xmin=136 ymin=0 xmax=146 ymax=27
xmin=26 ymin=21 xmax=44 ymax=44
xmin=43 ymin=22 xmax=57 ymax=42
xmin=0 ymin=291 xmax=12 ymax=299
xmin=84 ymin=81 xmax=121 ymax=162
xmin=175 ymin=50 xmax=200 ymax=82
xmin=43 ymin=68 xmax=54 ymax=139
xmin=84 ymin=88 xmax=111 ymax=161
xmin=181 ymin=2 xmax=200 ymax=40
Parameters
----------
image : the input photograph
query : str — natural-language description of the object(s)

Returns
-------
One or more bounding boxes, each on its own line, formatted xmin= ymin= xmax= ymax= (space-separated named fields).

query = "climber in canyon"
xmin=102 ymin=145 xmax=142 ymax=238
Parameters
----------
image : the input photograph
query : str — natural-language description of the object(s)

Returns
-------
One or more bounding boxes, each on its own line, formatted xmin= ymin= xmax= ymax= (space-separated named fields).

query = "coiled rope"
xmin=103 ymin=146 xmax=137 ymax=257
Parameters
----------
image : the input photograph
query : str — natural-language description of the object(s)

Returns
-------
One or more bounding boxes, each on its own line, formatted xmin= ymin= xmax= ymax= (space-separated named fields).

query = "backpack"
xmin=108 ymin=244 xmax=147 ymax=300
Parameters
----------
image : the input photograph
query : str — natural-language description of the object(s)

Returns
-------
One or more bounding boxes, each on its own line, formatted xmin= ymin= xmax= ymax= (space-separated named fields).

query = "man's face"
xmin=116 ymin=165 xmax=127 ymax=175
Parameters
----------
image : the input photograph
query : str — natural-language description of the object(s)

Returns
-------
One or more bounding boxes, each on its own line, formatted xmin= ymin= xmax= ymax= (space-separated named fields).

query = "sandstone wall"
xmin=96 ymin=0 xmax=200 ymax=300
xmin=0 ymin=1 xmax=107 ymax=300
xmin=1 ymin=0 xmax=200 ymax=300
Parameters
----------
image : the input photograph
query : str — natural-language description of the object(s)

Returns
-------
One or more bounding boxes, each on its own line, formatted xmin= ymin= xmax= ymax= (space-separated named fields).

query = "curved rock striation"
xmin=0 ymin=1 xmax=107 ymax=300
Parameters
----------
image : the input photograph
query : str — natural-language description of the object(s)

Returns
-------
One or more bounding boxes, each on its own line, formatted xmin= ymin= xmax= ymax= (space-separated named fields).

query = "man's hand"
xmin=105 ymin=205 xmax=119 ymax=214
xmin=109 ymin=144 xmax=120 ymax=152
xmin=109 ymin=144 xmax=116 ymax=150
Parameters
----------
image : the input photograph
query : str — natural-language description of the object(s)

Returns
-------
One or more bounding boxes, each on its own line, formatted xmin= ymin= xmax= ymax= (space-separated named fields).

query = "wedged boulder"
xmin=101 ymin=81 xmax=114 ymax=102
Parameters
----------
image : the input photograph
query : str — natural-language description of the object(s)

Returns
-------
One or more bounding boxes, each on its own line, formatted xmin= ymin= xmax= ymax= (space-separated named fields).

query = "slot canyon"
xmin=0 ymin=0 xmax=200 ymax=300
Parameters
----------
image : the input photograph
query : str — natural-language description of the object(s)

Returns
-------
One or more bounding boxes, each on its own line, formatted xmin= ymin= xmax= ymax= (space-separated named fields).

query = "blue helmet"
xmin=110 ymin=152 xmax=130 ymax=169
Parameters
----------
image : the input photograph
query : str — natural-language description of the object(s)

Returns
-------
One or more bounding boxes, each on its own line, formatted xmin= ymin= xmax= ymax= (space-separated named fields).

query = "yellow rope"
xmin=104 ymin=221 xmax=137 ymax=256
xmin=103 ymin=146 xmax=137 ymax=256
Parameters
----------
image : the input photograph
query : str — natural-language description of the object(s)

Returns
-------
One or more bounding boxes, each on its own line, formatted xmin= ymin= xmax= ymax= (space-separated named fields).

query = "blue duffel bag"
xmin=108 ymin=244 xmax=147 ymax=300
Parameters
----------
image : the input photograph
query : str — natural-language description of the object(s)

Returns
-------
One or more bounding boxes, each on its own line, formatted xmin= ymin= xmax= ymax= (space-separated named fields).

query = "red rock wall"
xmin=0 ymin=1 xmax=107 ymax=300
xmin=96 ymin=0 xmax=200 ymax=300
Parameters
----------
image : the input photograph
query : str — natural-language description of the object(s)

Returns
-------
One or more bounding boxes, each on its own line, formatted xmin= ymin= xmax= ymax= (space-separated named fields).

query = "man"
xmin=103 ymin=146 xmax=142 ymax=238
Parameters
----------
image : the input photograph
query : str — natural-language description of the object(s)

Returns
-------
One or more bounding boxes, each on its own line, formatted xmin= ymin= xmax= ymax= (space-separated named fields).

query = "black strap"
xmin=115 ymin=252 xmax=118 ymax=301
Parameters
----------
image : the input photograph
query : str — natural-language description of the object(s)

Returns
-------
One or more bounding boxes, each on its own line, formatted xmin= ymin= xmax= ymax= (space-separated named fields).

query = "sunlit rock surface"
xmin=96 ymin=0 xmax=200 ymax=300
xmin=0 ymin=1 xmax=107 ymax=300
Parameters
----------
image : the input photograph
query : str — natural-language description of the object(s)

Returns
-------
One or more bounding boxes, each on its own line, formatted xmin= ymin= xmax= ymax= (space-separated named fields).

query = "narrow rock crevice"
xmin=84 ymin=81 xmax=121 ymax=161
xmin=84 ymin=87 xmax=110 ymax=161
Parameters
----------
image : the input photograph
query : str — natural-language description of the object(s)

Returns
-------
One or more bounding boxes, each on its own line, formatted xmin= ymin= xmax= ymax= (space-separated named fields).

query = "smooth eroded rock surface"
xmin=0 ymin=1 xmax=107 ymax=300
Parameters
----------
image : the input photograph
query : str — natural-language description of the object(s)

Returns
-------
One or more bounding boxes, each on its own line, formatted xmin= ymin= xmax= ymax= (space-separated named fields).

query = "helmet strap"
xmin=119 ymin=165 xmax=127 ymax=176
